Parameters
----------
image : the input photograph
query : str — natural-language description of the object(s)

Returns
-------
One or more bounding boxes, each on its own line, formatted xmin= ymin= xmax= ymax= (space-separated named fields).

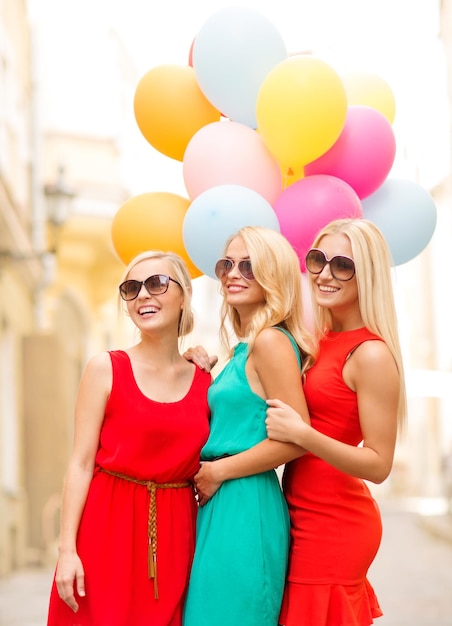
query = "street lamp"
xmin=43 ymin=165 xmax=75 ymax=231
xmin=0 ymin=165 xmax=75 ymax=263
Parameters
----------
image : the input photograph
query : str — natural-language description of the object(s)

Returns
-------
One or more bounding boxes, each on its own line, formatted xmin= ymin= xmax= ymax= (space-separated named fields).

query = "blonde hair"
xmin=119 ymin=250 xmax=194 ymax=337
xmin=218 ymin=226 xmax=316 ymax=373
xmin=310 ymin=218 xmax=407 ymax=424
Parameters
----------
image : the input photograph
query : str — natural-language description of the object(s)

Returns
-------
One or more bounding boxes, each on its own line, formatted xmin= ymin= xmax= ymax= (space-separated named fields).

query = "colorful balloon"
xmin=133 ymin=65 xmax=220 ymax=161
xmin=183 ymin=184 xmax=280 ymax=278
xmin=362 ymin=179 xmax=437 ymax=265
xmin=183 ymin=121 xmax=282 ymax=204
xmin=111 ymin=192 xmax=202 ymax=278
xmin=342 ymin=71 xmax=396 ymax=124
xmin=273 ymin=174 xmax=363 ymax=271
xmin=305 ymin=106 xmax=396 ymax=199
xmin=192 ymin=7 xmax=287 ymax=128
xmin=256 ymin=56 xmax=347 ymax=174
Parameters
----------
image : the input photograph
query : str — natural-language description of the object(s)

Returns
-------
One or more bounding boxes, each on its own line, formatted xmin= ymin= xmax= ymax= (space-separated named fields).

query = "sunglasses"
xmin=119 ymin=274 xmax=181 ymax=301
xmin=305 ymin=248 xmax=356 ymax=281
xmin=214 ymin=258 xmax=255 ymax=281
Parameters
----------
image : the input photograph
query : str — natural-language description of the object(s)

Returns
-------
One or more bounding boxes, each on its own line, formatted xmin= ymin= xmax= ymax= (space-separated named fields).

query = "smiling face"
xmin=125 ymin=257 xmax=184 ymax=336
xmin=310 ymin=233 xmax=362 ymax=328
xmin=221 ymin=236 xmax=266 ymax=322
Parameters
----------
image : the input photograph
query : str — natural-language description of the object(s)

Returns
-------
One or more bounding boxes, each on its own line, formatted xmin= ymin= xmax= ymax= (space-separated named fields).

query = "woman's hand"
xmin=194 ymin=461 xmax=224 ymax=506
xmin=183 ymin=346 xmax=218 ymax=373
xmin=265 ymin=398 xmax=308 ymax=446
xmin=55 ymin=551 xmax=85 ymax=612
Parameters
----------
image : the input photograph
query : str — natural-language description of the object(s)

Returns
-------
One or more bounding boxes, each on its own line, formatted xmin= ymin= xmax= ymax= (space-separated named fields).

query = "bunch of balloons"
xmin=111 ymin=7 xmax=437 ymax=278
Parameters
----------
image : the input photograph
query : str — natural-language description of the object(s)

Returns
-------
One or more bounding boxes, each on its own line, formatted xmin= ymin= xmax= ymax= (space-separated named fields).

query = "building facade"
xmin=0 ymin=0 xmax=130 ymax=575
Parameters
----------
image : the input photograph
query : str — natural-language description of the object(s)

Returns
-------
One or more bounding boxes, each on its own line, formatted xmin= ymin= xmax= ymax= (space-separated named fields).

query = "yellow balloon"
xmin=282 ymin=164 xmax=304 ymax=188
xmin=111 ymin=192 xmax=203 ymax=278
xmin=342 ymin=71 xmax=396 ymax=124
xmin=256 ymin=56 xmax=347 ymax=170
xmin=134 ymin=65 xmax=220 ymax=161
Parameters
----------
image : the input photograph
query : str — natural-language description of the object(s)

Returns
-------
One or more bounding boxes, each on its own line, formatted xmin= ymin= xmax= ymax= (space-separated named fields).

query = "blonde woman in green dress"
xmin=183 ymin=226 xmax=314 ymax=626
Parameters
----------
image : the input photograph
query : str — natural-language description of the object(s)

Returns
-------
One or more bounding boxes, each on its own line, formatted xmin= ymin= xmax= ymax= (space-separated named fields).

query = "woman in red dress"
xmin=47 ymin=251 xmax=211 ymax=626
xmin=266 ymin=218 xmax=407 ymax=626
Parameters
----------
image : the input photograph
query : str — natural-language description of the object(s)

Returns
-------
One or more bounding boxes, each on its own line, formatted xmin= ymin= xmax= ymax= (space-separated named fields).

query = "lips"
xmin=138 ymin=306 xmax=159 ymax=315
xmin=226 ymin=284 xmax=247 ymax=292
xmin=318 ymin=284 xmax=339 ymax=293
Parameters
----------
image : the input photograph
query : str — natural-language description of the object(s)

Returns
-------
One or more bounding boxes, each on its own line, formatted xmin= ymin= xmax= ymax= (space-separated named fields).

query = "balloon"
xmin=283 ymin=167 xmax=305 ymax=188
xmin=273 ymin=175 xmax=363 ymax=271
xmin=361 ymin=179 xmax=437 ymax=265
xmin=342 ymin=71 xmax=396 ymax=124
xmin=256 ymin=56 xmax=347 ymax=173
xmin=188 ymin=38 xmax=195 ymax=66
xmin=183 ymin=121 xmax=282 ymax=205
xmin=133 ymin=65 xmax=220 ymax=161
xmin=111 ymin=192 xmax=202 ymax=278
xmin=193 ymin=7 xmax=287 ymax=128
xmin=305 ymin=106 xmax=396 ymax=200
xmin=183 ymin=185 xmax=280 ymax=278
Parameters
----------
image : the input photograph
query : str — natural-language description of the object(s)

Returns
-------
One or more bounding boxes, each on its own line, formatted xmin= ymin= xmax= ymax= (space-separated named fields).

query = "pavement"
xmin=0 ymin=499 xmax=451 ymax=626
xmin=368 ymin=501 xmax=452 ymax=626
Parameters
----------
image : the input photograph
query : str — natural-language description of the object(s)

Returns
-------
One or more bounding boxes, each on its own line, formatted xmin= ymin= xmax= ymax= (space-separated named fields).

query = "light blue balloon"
xmin=183 ymin=184 xmax=280 ymax=278
xmin=362 ymin=178 xmax=437 ymax=266
xmin=193 ymin=7 xmax=287 ymax=129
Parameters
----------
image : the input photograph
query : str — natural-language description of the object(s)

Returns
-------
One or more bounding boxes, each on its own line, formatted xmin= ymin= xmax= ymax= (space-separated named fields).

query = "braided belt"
xmin=99 ymin=467 xmax=191 ymax=599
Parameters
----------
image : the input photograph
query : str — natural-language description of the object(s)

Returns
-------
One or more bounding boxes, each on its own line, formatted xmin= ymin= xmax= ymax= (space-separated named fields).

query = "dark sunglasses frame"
xmin=119 ymin=274 xmax=181 ymax=301
xmin=214 ymin=258 xmax=255 ymax=281
xmin=305 ymin=248 xmax=356 ymax=281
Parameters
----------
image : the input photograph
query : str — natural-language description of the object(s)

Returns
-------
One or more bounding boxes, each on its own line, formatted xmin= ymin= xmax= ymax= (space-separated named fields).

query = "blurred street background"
xmin=1 ymin=0 xmax=452 ymax=624
xmin=1 ymin=499 xmax=451 ymax=626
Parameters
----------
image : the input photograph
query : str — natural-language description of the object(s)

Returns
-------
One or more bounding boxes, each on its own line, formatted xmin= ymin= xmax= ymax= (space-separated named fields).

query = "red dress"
xmin=47 ymin=350 xmax=210 ymax=626
xmin=280 ymin=329 xmax=384 ymax=626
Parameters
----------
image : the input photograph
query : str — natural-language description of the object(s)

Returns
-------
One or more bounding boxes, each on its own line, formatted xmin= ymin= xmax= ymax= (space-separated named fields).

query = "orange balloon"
xmin=134 ymin=65 xmax=220 ymax=161
xmin=111 ymin=192 xmax=202 ymax=278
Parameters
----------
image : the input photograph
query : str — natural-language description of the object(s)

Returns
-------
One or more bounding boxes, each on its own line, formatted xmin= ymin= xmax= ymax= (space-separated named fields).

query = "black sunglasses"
xmin=119 ymin=274 xmax=181 ymax=301
xmin=214 ymin=258 xmax=255 ymax=281
xmin=305 ymin=248 xmax=356 ymax=281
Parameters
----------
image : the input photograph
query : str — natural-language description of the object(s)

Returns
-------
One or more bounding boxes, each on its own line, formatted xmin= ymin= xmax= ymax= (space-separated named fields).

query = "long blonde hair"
xmin=119 ymin=250 xmax=194 ymax=337
xmin=310 ymin=218 xmax=407 ymax=424
xmin=218 ymin=226 xmax=316 ymax=373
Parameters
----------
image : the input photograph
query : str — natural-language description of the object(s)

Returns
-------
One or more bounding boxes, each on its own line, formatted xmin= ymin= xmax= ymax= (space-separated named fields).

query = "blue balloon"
xmin=362 ymin=178 xmax=437 ymax=265
xmin=193 ymin=8 xmax=287 ymax=129
xmin=183 ymin=184 xmax=280 ymax=278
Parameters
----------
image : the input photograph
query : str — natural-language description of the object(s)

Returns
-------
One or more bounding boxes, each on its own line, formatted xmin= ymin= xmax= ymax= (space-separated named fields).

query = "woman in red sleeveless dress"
xmin=47 ymin=251 xmax=210 ymax=626
xmin=266 ymin=219 xmax=407 ymax=626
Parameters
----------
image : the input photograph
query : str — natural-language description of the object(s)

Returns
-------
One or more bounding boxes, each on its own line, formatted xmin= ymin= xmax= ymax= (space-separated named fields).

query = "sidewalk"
xmin=0 ymin=500 xmax=451 ymax=625
xmin=0 ymin=566 xmax=53 ymax=626
xmin=369 ymin=498 xmax=452 ymax=626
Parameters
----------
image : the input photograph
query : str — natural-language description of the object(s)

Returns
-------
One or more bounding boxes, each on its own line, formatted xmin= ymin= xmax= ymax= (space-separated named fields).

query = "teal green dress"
xmin=183 ymin=330 xmax=300 ymax=626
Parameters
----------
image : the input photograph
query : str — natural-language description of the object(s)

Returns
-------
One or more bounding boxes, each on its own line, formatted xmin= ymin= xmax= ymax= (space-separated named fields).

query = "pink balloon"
xmin=183 ymin=121 xmax=283 ymax=205
xmin=274 ymin=174 xmax=363 ymax=271
xmin=304 ymin=106 xmax=396 ymax=200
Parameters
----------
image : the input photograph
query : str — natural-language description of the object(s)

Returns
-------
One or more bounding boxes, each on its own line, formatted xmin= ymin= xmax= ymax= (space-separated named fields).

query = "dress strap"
xmin=99 ymin=467 xmax=191 ymax=599
xmin=273 ymin=326 xmax=302 ymax=372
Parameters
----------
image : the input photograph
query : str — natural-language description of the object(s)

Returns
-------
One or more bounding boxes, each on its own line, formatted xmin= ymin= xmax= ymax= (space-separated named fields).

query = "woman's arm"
xmin=266 ymin=340 xmax=400 ymax=484
xmin=195 ymin=329 xmax=309 ymax=505
xmin=183 ymin=346 xmax=218 ymax=372
xmin=54 ymin=353 xmax=111 ymax=612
